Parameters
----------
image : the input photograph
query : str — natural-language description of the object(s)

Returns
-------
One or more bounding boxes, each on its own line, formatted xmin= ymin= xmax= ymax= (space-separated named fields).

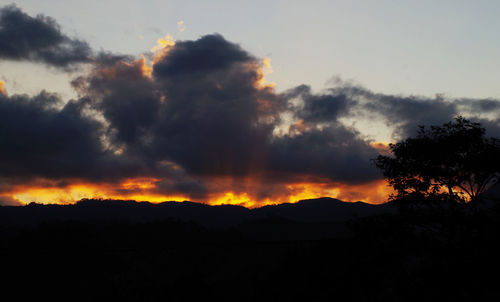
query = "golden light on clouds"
xmin=7 ymin=177 xmax=392 ymax=207
xmin=262 ymin=57 xmax=272 ymax=69
xmin=335 ymin=180 xmax=393 ymax=205
xmin=151 ymin=33 xmax=176 ymax=63
xmin=208 ymin=192 xmax=258 ymax=208
xmin=10 ymin=178 xmax=188 ymax=205
xmin=289 ymin=119 xmax=309 ymax=135
xmin=369 ymin=141 xmax=392 ymax=156
xmin=138 ymin=54 xmax=153 ymax=78
xmin=204 ymin=180 xmax=392 ymax=207
xmin=254 ymin=56 xmax=276 ymax=89
xmin=0 ymin=80 xmax=7 ymax=95
xmin=95 ymin=55 xmax=153 ymax=80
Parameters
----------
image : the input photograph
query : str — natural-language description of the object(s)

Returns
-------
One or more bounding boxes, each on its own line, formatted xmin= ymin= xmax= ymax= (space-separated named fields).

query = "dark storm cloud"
xmin=76 ymin=33 xmax=500 ymax=190
xmin=76 ymin=34 xmax=277 ymax=177
xmin=269 ymin=125 xmax=380 ymax=184
xmin=0 ymin=90 xmax=211 ymax=199
xmin=0 ymin=5 xmax=92 ymax=68
xmin=112 ymin=35 xmax=376 ymax=183
xmin=368 ymin=94 xmax=458 ymax=138
xmin=456 ymin=98 xmax=500 ymax=113
xmin=153 ymin=34 xmax=252 ymax=76
xmin=0 ymin=91 xmax=142 ymax=181
xmin=305 ymin=82 xmax=461 ymax=139
xmin=72 ymin=34 xmax=379 ymax=186
xmin=275 ymin=82 xmax=500 ymax=183
xmin=360 ymin=92 xmax=500 ymax=139
xmin=284 ymin=84 xmax=353 ymax=123
xmin=150 ymin=34 xmax=277 ymax=176
xmin=151 ymin=35 xmax=380 ymax=184
xmin=74 ymin=56 xmax=161 ymax=148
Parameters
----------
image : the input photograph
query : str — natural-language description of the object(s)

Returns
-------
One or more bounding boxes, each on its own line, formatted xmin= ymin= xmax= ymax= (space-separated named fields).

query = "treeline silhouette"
xmin=1 ymin=117 xmax=500 ymax=301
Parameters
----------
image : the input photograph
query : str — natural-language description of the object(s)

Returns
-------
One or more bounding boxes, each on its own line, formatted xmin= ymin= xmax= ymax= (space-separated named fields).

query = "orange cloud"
xmin=151 ymin=34 xmax=176 ymax=63
xmin=205 ymin=179 xmax=392 ymax=207
xmin=138 ymin=55 xmax=153 ymax=78
xmin=254 ymin=57 xmax=275 ymax=89
xmin=370 ymin=141 xmax=392 ymax=156
xmin=6 ymin=176 xmax=391 ymax=207
xmin=8 ymin=178 xmax=188 ymax=205
xmin=334 ymin=179 xmax=393 ymax=204
xmin=0 ymin=80 xmax=7 ymax=95
xmin=95 ymin=56 xmax=152 ymax=80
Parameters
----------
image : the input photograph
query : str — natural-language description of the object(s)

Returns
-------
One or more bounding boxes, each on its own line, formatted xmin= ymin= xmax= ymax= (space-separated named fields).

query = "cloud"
xmin=471 ymin=118 xmax=500 ymax=138
xmin=0 ymin=5 xmax=92 ymax=69
xmin=73 ymin=54 xmax=160 ymax=147
xmin=2 ymin=7 xmax=500 ymax=204
xmin=284 ymin=84 xmax=353 ymax=123
xmin=305 ymin=81 xmax=500 ymax=140
xmin=0 ymin=80 xmax=6 ymax=95
xmin=268 ymin=125 xmax=380 ymax=184
xmin=0 ymin=195 xmax=22 ymax=206
xmin=68 ymin=33 xmax=381 ymax=200
xmin=149 ymin=34 xmax=279 ymax=176
xmin=0 ymin=91 xmax=132 ymax=180
xmin=153 ymin=34 xmax=252 ymax=76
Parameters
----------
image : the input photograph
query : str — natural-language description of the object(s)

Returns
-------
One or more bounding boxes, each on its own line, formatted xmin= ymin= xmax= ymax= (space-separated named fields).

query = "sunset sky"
xmin=1 ymin=1 xmax=500 ymax=206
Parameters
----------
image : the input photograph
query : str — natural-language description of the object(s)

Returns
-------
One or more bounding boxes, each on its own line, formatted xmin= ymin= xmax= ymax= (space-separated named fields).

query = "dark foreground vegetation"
xmin=1 ymin=197 xmax=500 ymax=301
xmin=1 ymin=117 xmax=499 ymax=301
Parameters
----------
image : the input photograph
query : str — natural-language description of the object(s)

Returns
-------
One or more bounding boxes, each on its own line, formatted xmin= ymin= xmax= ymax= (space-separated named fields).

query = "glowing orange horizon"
xmin=3 ymin=177 xmax=393 ymax=208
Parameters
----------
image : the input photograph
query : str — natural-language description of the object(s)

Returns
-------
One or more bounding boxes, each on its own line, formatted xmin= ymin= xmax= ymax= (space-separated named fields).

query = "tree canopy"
xmin=375 ymin=117 xmax=500 ymax=206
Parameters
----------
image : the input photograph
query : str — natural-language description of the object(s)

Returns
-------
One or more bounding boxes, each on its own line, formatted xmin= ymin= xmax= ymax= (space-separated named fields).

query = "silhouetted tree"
xmin=375 ymin=117 xmax=500 ymax=207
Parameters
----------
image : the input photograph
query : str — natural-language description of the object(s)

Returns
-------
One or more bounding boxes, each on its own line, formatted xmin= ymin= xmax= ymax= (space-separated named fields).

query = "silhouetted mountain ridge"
xmin=0 ymin=197 xmax=394 ymax=227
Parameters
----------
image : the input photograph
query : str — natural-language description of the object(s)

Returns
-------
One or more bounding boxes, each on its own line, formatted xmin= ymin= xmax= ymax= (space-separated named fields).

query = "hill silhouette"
xmin=0 ymin=197 xmax=394 ymax=228
xmin=2 ymin=196 xmax=500 ymax=301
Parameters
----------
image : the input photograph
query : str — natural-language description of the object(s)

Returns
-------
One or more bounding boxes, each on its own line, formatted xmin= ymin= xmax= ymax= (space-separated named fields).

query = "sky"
xmin=1 ymin=1 xmax=500 ymax=206
xmin=5 ymin=0 xmax=500 ymax=99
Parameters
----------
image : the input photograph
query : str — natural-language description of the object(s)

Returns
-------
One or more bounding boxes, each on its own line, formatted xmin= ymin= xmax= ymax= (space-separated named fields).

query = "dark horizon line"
xmin=5 ymin=196 xmax=380 ymax=209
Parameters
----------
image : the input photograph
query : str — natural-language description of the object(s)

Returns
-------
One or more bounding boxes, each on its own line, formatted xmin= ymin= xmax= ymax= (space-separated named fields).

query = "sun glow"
xmin=370 ymin=141 xmax=392 ymax=156
xmin=285 ymin=183 xmax=341 ymax=203
xmin=11 ymin=178 xmax=189 ymax=205
xmin=7 ymin=177 xmax=392 ymax=207
xmin=205 ymin=180 xmax=392 ymax=208
xmin=208 ymin=192 xmax=259 ymax=208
